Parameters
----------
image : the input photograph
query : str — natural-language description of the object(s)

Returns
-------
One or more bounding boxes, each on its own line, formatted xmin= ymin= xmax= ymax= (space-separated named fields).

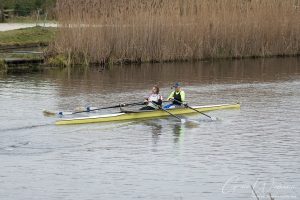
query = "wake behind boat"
xmin=55 ymin=103 xmax=240 ymax=125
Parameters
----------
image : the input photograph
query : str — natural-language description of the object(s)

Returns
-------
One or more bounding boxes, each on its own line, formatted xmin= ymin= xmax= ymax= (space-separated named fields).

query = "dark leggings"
xmin=140 ymin=106 xmax=156 ymax=110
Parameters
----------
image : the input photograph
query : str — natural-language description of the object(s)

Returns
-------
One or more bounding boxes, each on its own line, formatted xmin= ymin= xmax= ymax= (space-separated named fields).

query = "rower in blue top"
xmin=164 ymin=82 xmax=186 ymax=109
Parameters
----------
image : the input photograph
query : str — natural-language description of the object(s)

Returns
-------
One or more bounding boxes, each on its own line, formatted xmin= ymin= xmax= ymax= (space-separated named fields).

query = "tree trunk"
xmin=0 ymin=3 xmax=4 ymax=23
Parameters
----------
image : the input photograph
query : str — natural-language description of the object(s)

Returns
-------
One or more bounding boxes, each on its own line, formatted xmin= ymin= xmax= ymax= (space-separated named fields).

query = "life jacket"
xmin=173 ymin=91 xmax=182 ymax=105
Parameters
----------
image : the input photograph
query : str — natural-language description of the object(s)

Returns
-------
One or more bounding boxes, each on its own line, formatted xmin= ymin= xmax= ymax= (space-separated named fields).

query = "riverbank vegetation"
xmin=0 ymin=0 xmax=56 ymax=22
xmin=0 ymin=26 xmax=56 ymax=47
xmin=53 ymin=0 xmax=300 ymax=66
xmin=0 ymin=26 xmax=56 ymax=73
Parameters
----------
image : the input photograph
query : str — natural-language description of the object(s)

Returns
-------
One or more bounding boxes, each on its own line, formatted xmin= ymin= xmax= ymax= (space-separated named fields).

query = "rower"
xmin=164 ymin=82 xmax=186 ymax=109
xmin=140 ymin=85 xmax=163 ymax=110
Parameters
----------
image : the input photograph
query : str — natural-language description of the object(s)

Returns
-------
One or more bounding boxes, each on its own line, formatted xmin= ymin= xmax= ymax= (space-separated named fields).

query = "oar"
xmin=161 ymin=106 xmax=186 ymax=123
xmin=151 ymin=101 xmax=186 ymax=123
xmin=43 ymin=102 xmax=144 ymax=116
xmin=171 ymin=99 xmax=218 ymax=121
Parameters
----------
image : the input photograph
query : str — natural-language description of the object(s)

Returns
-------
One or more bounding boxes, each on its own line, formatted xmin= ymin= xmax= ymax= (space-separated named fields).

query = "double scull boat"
xmin=55 ymin=103 xmax=240 ymax=125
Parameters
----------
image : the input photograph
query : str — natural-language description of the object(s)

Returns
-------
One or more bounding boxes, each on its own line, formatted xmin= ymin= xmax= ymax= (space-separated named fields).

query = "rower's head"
xmin=173 ymin=82 xmax=181 ymax=92
xmin=152 ymin=85 xmax=160 ymax=94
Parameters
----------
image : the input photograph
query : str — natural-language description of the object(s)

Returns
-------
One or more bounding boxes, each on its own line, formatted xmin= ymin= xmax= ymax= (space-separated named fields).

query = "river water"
xmin=0 ymin=58 xmax=299 ymax=200
xmin=0 ymin=23 xmax=57 ymax=32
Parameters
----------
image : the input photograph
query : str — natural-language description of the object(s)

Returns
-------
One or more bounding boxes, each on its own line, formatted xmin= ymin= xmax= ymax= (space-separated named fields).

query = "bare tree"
xmin=0 ymin=2 xmax=4 ymax=23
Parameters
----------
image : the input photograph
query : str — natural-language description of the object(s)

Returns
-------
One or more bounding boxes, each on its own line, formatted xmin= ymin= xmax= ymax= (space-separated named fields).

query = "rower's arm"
xmin=181 ymin=91 xmax=186 ymax=102
xmin=167 ymin=91 xmax=174 ymax=100
xmin=156 ymin=99 xmax=162 ymax=106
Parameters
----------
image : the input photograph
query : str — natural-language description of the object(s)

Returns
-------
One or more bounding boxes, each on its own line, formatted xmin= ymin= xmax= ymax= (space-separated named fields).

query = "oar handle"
xmin=168 ymin=98 xmax=187 ymax=106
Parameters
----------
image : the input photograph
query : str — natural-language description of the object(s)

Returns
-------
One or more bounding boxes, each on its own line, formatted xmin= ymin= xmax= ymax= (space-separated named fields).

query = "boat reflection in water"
xmin=139 ymin=118 xmax=201 ymax=146
xmin=173 ymin=124 xmax=185 ymax=144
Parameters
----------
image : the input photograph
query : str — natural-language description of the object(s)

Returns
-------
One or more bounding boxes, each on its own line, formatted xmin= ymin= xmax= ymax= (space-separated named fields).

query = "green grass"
xmin=5 ymin=16 xmax=57 ymax=24
xmin=0 ymin=26 xmax=56 ymax=46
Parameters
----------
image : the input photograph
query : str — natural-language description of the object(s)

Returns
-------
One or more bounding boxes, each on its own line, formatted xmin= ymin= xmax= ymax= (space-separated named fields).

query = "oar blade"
xmin=43 ymin=110 xmax=56 ymax=116
xmin=43 ymin=110 xmax=74 ymax=117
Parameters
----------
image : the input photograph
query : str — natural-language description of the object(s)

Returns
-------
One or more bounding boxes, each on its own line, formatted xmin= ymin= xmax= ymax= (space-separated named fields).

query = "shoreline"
xmin=0 ymin=26 xmax=55 ymax=73
xmin=1 ymin=53 xmax=300 ymax=74
xmin=0 ymin=22 xmax=57 ymax=32
xmin=0 ymin=25 xmax=299 ymax=73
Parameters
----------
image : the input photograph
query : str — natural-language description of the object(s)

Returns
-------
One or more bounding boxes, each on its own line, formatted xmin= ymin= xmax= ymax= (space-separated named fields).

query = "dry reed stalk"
xmin=52 ymin=0 xmax=300 ymax=65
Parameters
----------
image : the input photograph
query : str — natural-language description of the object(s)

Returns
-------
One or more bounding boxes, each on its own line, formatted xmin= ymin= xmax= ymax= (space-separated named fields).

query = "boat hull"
xmin=55 ymin=103 xmax=240 ymax=125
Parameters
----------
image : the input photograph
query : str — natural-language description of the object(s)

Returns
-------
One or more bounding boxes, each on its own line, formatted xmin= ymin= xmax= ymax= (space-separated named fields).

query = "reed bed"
xmin=52 ymin=0 xmax=300 ymax=65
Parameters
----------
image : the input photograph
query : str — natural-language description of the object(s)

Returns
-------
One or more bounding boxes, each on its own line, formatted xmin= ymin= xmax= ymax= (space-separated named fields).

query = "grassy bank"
xmin=53 ymin=0 xmax=300 ymax=65
xmin=0 ymin=26 xmax=57 ymax=73
xmin=5 ymin=17 xmax=56 ymax=24
xmin=0 ymin=26 xmax=56 ymax=47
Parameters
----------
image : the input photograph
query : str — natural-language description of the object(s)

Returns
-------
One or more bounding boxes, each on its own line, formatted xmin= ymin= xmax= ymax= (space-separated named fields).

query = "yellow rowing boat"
xmin=55 ymin=103 xmax=240 ymax=125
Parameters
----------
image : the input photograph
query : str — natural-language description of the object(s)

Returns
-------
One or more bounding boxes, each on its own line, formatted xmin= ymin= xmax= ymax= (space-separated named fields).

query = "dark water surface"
xmin=0 ymin=58 xmax=299 ymax=200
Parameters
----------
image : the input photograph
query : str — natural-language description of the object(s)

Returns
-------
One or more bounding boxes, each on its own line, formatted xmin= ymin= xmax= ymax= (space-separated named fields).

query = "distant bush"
xmin=2 ymin=0 xmax=56 ymax=17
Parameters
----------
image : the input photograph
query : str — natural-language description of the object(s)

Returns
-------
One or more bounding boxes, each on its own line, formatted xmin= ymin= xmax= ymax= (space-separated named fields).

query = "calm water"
xmin=0 ymin=58 xmax=299 ymax=200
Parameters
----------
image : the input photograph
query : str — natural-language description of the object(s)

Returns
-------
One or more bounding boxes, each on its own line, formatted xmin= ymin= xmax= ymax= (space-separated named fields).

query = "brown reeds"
xmin=52 ymin=0 xmax=300 ymax=65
